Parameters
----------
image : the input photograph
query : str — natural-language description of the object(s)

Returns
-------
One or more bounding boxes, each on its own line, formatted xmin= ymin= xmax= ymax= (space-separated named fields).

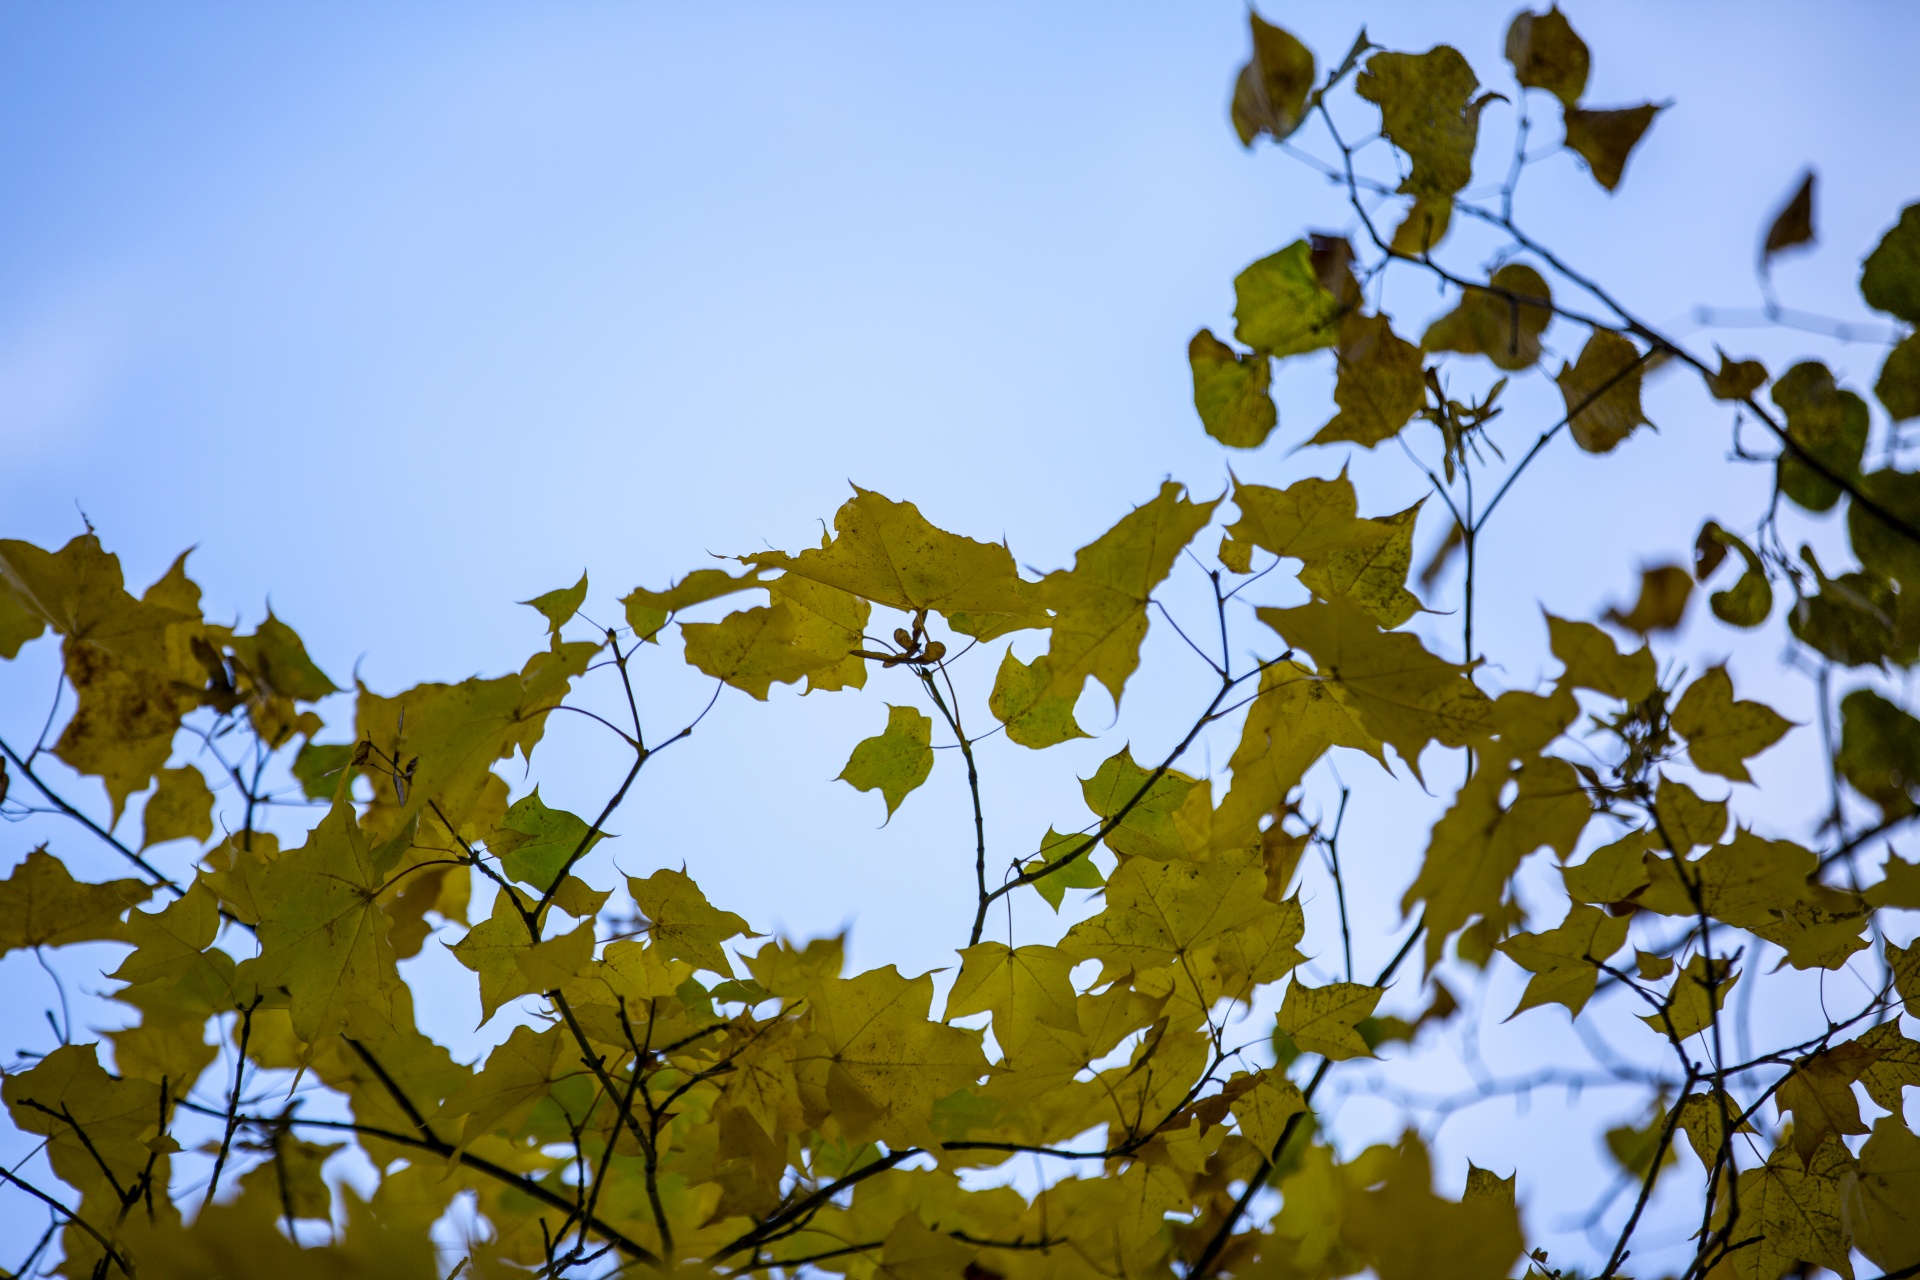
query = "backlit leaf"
xmin=1357 ymin=46 xmax=1489 ymax=199
xmin=1878 ymin=332 xmax=1920 ymax=422
xmin=1556 ymin=329 xmax=1651 ymax=453
xmin=521 ymin=571 xmax=587 ymax=640
xmin=1189 ymin=328 xmax=1277 ymax=448
xmin=1041 ymin=481 xmax=1219 ymax=703
xmin=1230 ymin=13 xmax=1316 ymax=146
xmin=1233 ymin=240 xmax=1344 ymax=358
xmin=1504 ymin=7 xmax=1588 ymax=106
xmin=1421 ymin=264 xmax=1553 ymax=371
xmin=1497 ymin=903 xmax=1629 ymax=1016
xmin=1772 ymin=361 xmax=1868 ymax=513
xmin=1276 ymin=980 xmax=1382 ymax=1061
xmin=1762 ymin=172 xmax=1817 ymax=264
xmin=1311 ymin=313 xmax=1425 ymax=448
xmin=0 ymin=847 xmax=148 ymax=953
xmin=988 ymin=650 xmax=1087 ymax=749
xmin=1671 ymin=665 xmax=1793 ymax=782
xmin=1563 ymin=104 xmax=1661 ymax=192
xmin=838 ymin=704 xmax=934 ymax=819
xmin=1547 ymin=614 xmax=1655 ymax=701
xmin=1861 ymin=202 xmax=1920 ymax=323
xmin=140 ymin=765 xmax=214 ymax=850
xmin=1850 ymin=1117 xmax=1920 ymax=1275
xmin=629 ymin=867 xmax=753 ymax=975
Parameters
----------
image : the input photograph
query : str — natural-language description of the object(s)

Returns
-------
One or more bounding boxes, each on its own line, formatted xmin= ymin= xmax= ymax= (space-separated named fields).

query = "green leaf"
xmin=1296 ymin=501 xmax=1424 ymax=628
xmin=1877 ymin=332 xmax=1920 ymax=422
xmin=1233 ymin=240 xmax=1344 ymax=358
xmin=1421 ymin=264 xmax=1554 ymax=370
xmin=1556 ymin=329 xmax=1651 ymax=453
xmin=1189 ymin=329 xmax=1277 ymax=448
xmin=1563 ymin=105 xmax=1661 ymax=192
xmin=1357 ymin=46 xmax=1488 ymax=199
xmin=1772 ymin=361 xmax=1868 ymax=513
xmin=1505 ymin=7 xmax=1589 ymax=106
xmin=291 ymin=740 xmax=355 ymax=801
xmin=838 ymin=704 xmax=934 ymax=819
xmin=1670 ymin=665 xmax=1793 ymax=782
xmin=1837 ymin=689 xmax=1920 ymax=818
xmin=1695 ymin=523 xmax=1772 ymax=628
xmin=1861 ymin=202 xmax=1920 ymax=323
xmin=1022 ymin=828 xmax=1106 ymax=912
xmin=488 ymin=788 xmax=606 ymax=890
xmin=988 ymin=651 xmax=1088 ymax=749
xmin=521 ymin=571 xmax=588 ymax=639
xmin=1230 ymin=12 xmax=1316 ymax=146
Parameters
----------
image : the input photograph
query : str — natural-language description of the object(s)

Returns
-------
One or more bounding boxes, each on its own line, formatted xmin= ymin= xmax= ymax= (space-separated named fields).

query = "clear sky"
xmin=2 ymin=0 xmax=1917 ymax=1268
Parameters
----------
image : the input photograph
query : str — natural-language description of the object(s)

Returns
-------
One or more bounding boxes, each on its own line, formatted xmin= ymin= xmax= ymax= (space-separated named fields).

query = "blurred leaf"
xmin=1877 ymin=332 xmax=1920 ymax=422
xmin=1358 ymin=46 xmax=1493 ymax=199
xmin=1605 ymin=565 xmax=1691 ymax=635
xmin=1670 ymin=665 xmax=1792 ymax=783
xmin=1231 ymin=12 xmax=1317 ymax=146
xmin=1557 ymin=329 xmax=1652 ymax=453
xmin=1504 ymin=6 xmax=1588 ymax=106
xmin=1312 ymin=313 xmax=1426 ymax=448
xmin=1190 ymin=328 xmax=1277 ymax=448
xmin=1761 ymin=172 xmax=1817 ymax=264
xmin=1564 ymin=105 xmax=1662 ymax=192
xmin=1234 ymin=240 xmax=1344 ymax=357
xmin=1422 ymin=264 xmax=1553 ymax=370
xmin=1772 ymin=361 xmax=1868 ymax=513
xmin=1861 ymin=202 xmax=1920 ymax=323
xmin=1837 ymin=688 xmax=1920 ymax=818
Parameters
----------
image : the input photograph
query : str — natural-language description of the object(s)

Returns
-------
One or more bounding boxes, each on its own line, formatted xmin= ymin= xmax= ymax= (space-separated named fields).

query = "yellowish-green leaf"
xmin=1311 ymin=313 xmax=1425 ymax=449
xmin=110 ymin=880 xmax=225 ymax=989
xmin=944 ymin=943 xmax=1080 ymax=1055
xmin=1772 ymin=361 xmax=1869 ymax=513
xmin=806 ymin=965 xmax=990 ymax=1148
xmin=1021 ymin=828 xmax=1106 ymax=912
xmin=1406 ymin=753 xmax=1591 ymax=963
xmin=1062 ymin=847 xmax=1274 ymax=980
xmin=1230 ymin=13 xmax=1316 ymax=146
xmin=769 ymin=570 xmax=872 ymax=693
xmin=1850 ymin=1116 xmax=1920 ymax=1275
xmin=137 ymin=770 xmax=213 ymax=854
xmin=1855 ymin=1021 xmax=1920 ymax=1113
xmin=1276 ymin=980 xmax=1382 ymax=1061
xmin=486 ymin=787 xmax=605 ymax=891
xmin=1640 ymin=954 xmax=1737 ymax=1042
xmin=1229 ymin=1069 xmax=1306 ymax=1154
xmin=435 ymin=1022 xmax=577 ymax=1140
xmin=622 ymin=564 xmax=766 ymax=641
xmin=1547 ymin=613 xmax=1655 ymax=701
xmin=838 ymin=704 xmax=934 ymax=819
xmin=1357 ymin=46 xmax=1487 ymax=199
xmin=988 ymin=651 xmax=1087 ymax=749
xmin=1671 ymin=664 xmax=1793 ymax=782
xmin=1861 ymin=202 xmax=1920 ymax=324
xmin=744 ymin=487 xmax=1047 ymax=641
xmin=1776 ymin=1040 xmax=1875 ymax=1168
xmin=1233 ymin=240 xmax=1343 ymax=357
xmin=1496 ymin=903 xmax=1629 ymax=1017
xmin=1730 ymin=1137 xmax=1856 ymax=1280
xmin=1876 ymin=331 xmax=1920 ymax=422
xmin=1606 ymin=564 xmax=1692 ymax=635
xmin=0 ymin=846 xmax=148 ymax=953
xmin=1706 ymin=349 xmax=1769 ymax=401
xmin=1298 ymin=502 xmax=1424 ymax=628
xmin=1653 ymin=774 xmax=1729 ymax=852
xmin=521 ymin=571 xmax=587 ymax=640
xmin=683 ymin=602 xmax=830 ymax=701
xmin=245 ymin=796 xmax=403 ymax=1042
xmin=1562 ymin=831 xmax=1652 ymax=905
xmin=629 ymin=867 xmax=753 ymax=975
xmin=1261 ymin=599 xmax=1493 ymax=781
xmin=1190 ymin=328 xmax=1276 ymax=448
xmin=1839 ymin=689 xmax=1920 ymax=819
xmin=1341 ymin=1137 xmax=1525 ymax=1280
xmin=1042 ymin=482 xmax=1219 ymax=703
xmin=1079 ymin=746 xmax=1199 ymax=862
xmin=1216 ymin=659 xmax=1384 ymax=850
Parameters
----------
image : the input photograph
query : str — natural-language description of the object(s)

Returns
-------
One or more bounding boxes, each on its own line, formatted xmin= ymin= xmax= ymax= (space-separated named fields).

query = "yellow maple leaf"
xmin=1496 ymin=902 xmax=1630 ymax=1017
xmin=0 ymin=846 xmax=149 ymax=953
xmin=629 ymin=867 xmax=752 ymax=975
xmin=1041 ymin=481 xmax=1220 ymax=703
xmin=1276 ymin=980 xmax=1382 ymax=1061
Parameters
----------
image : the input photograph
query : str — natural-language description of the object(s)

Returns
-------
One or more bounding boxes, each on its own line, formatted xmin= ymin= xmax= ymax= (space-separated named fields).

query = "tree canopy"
xmin=2 ymin=7 xmax=1918 ymax=1280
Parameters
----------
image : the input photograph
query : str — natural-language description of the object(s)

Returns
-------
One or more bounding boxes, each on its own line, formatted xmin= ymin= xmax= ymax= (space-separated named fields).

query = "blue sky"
xmin=2 ymin=0 xmax=1917 ymax=1267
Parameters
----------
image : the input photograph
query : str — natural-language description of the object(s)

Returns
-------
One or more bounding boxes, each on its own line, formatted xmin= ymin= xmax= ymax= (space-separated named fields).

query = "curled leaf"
xmin=1422 ymin=264 xmax=1554 ymax=370
xmin=1557 ymin=329 xmax=1652 ymax=453
xmin=1761 ymin=171 xmax=1816 ymax=265
xmin=1563 ymin=104 xmax=1662 ymax=193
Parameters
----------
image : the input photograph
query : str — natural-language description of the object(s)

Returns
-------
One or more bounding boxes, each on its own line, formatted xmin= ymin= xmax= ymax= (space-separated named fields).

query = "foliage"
xmin=1 ymin=8 xmax=1919 ymax=1280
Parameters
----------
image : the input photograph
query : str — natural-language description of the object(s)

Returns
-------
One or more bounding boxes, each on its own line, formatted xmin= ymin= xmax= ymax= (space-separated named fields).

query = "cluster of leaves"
xmin=1 ymin=7 xmax=1919 ymax=1280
